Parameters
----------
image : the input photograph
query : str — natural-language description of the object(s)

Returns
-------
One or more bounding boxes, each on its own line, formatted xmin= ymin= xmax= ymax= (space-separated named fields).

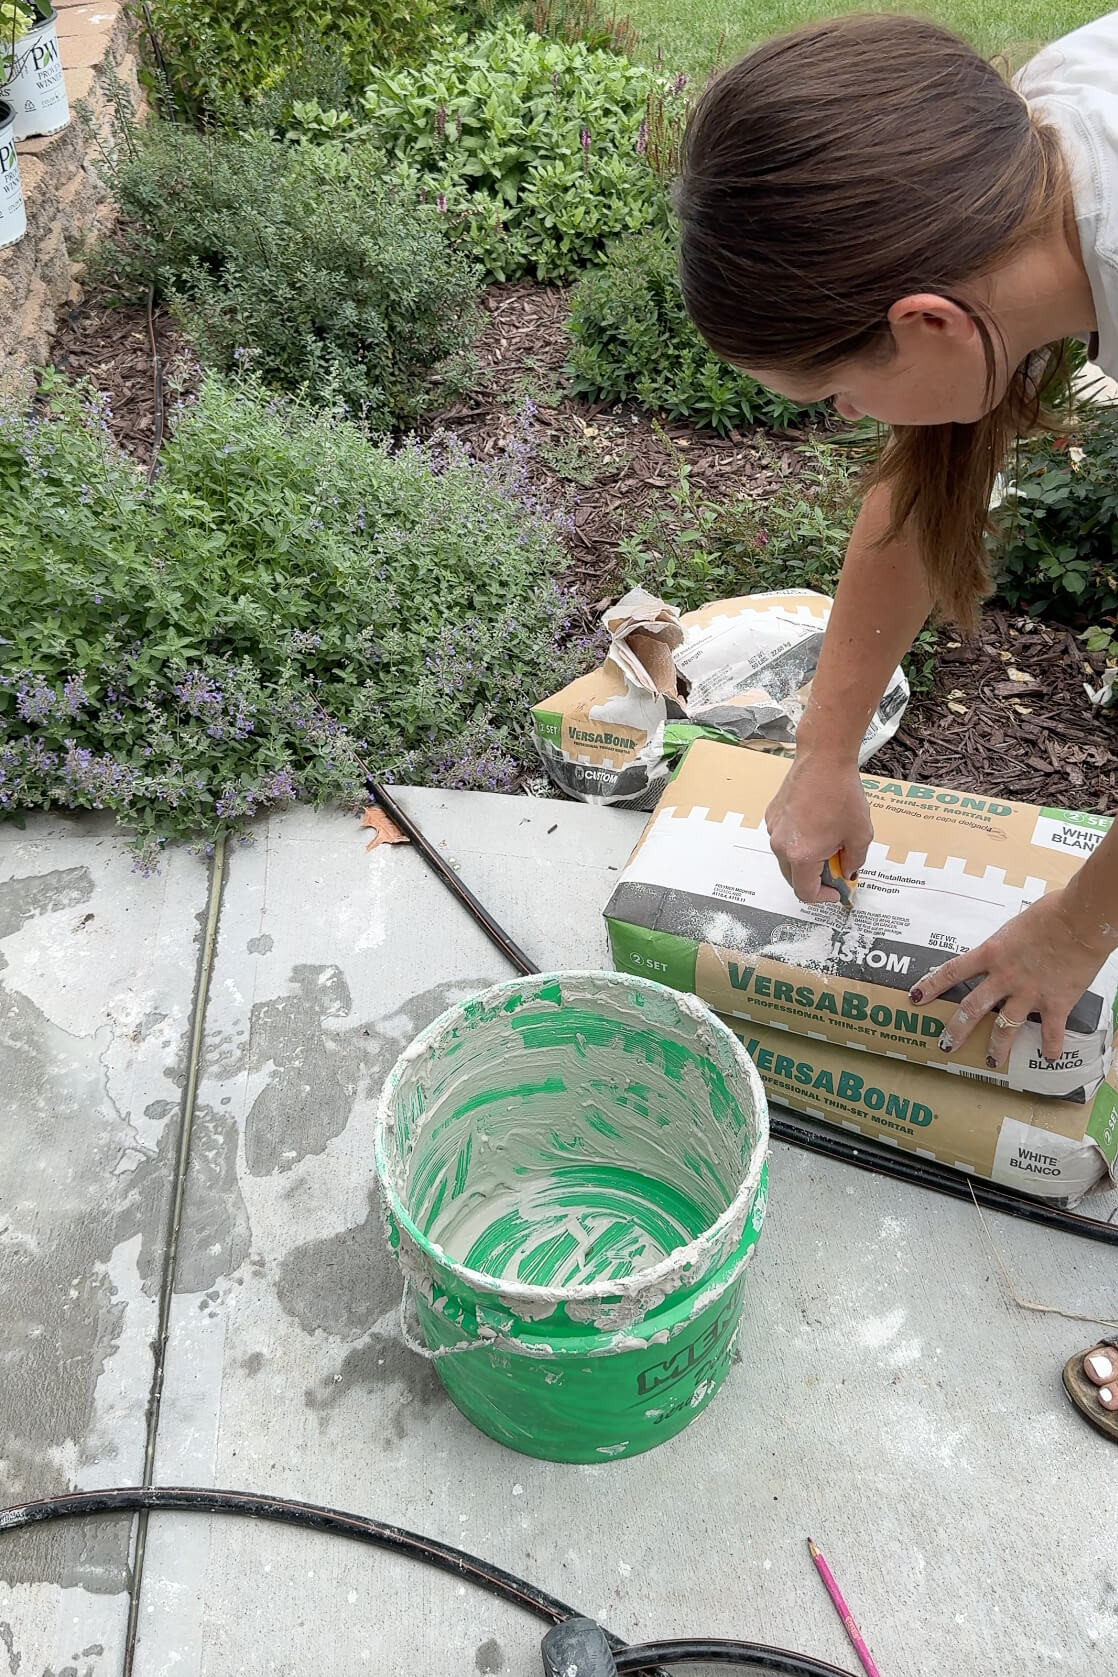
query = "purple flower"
xmin=62 ymin=674 xmax=88 ymax=717
xmin=436 ymin=103 xmax=447 ymax=138
xmin=437 ymin=192 xmax=447 ymax=213
xmin=16 ymin=676 xmax=55 ymax=724
xmin=59 ymin=741 xmax=139 ymax=808
xmin=636 ymin=117 xmax=648 ymax=155
xmin=673 ymin=72 xmax=688 ymax=94
xmin=258 ymin=766 xmax=297 ymax=803
xmin=174 ymin=670 xmax=225 ymax=719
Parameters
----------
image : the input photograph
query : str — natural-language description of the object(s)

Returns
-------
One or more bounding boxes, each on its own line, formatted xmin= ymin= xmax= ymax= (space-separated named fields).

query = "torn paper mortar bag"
xmin=605 ymin=740 xmax=1118 ymax=1103
xmin=719 ymin=1016 xmax=1118 ymax=1204
xmin=532 ymin=588 xmax=909 ymax=809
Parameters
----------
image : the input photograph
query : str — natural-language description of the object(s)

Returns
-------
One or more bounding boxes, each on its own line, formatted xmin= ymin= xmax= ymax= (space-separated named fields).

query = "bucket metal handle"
xmin=398 ymin=1279 xmax=508 ymax=1361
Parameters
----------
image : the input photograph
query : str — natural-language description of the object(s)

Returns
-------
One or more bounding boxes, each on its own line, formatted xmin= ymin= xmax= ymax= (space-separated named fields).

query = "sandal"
xmin=1062 ymin=1338 xmax=1118 ymax=1443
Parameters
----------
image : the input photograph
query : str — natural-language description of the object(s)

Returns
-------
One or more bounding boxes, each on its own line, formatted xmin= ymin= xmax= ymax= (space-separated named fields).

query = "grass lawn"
xmin=625 ymin=0 xmax=1103 ymax=77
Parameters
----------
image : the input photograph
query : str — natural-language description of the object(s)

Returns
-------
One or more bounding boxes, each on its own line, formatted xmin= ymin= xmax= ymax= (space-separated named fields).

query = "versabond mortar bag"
xmin=605 ymin=740 xmax=1118 ymax=1107
xmin=532 ymin=589 xmax=909 ymax=809
xmin=721 ymin=1015 xmax=1117 ymax=1203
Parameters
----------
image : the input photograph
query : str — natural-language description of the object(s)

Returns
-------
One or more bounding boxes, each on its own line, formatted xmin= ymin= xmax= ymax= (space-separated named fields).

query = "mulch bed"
xmin=876 ymin=611 xmax=1118 ymax=814
xmin=424 ymin=281 xmax=810 ymax=602
xmin=49 ymin=289 xmax=195 ymax=464
xmin=47 ymin=280 xmax=1118 ymax=814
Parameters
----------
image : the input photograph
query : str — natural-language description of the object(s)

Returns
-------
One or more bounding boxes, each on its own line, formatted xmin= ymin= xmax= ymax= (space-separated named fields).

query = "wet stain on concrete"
xmin=475 ymin=1639 xmax=505 ymax=1673
xmin=0 ymin=1621 xmax=19 ymax=1675
xmin=246 ymin=935 xmax=273 ymax=955
xmin=0 ymin=869 xmax=93 ymax=949
xmin=253 ymin=980 xmax=491 ymax=1439
xmin=275 ymin=1191 xmax=397 ymax=1341
xmin=239 ymin=965 xmax=359 ymax=1175
xmin=223 ymin=973 xmax=484 ymax=1181
xmin=303 ymin=1329 xmax=446 ymax=1441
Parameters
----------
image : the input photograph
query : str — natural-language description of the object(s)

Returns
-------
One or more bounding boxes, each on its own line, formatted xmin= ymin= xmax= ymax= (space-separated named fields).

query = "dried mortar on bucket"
xmin=374 ymin=971 xmax=769 ymax=1463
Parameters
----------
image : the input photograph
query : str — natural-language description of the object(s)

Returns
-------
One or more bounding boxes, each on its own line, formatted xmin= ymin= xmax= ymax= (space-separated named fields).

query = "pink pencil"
xmin=807 ymin=1538 xmax=883 ymax=1677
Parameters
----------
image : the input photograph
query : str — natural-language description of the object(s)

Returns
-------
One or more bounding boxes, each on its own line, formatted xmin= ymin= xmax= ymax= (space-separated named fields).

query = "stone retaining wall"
xmin=1 ymin=0 xmax=140 ymax=388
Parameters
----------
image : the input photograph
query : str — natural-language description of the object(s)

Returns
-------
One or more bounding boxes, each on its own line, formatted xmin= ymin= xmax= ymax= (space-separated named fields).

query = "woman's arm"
xmin=766 ymin=482 xmax=932 ymax=900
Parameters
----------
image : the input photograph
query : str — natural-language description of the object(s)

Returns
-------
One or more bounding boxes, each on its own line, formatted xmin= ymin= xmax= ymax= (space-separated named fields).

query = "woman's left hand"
xmin=909 ymin=887 xmax=1118 ymax=1067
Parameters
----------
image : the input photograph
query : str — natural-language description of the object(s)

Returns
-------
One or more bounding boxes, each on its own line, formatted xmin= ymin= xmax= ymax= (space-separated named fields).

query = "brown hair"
xmin=675 ymin=13 xmax=1073 ymax=630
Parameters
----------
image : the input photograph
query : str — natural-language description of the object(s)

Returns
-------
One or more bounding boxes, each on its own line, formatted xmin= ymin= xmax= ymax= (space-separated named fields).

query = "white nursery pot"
xmin=1 ymin=5 xmax=69 ymax=141
xmin=0 ymin=100 xmax=26 ymax=247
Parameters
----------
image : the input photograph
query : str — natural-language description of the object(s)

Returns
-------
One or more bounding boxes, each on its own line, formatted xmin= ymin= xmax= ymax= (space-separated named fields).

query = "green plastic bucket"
xmin=374 ymin=971 xmax=769 ymax=1463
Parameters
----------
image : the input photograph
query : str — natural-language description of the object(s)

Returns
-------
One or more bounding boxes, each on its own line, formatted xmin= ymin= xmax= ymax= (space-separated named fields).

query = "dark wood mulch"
xmin=45 ymin=280 xmax=1118 ymax=814
xmin=49 ymin=289 xmax=195 ymax=464
xmin=876 ymin=611 xmax=1118 ymax=813
xmin=425 ymin=281 xmax=812 ymax=602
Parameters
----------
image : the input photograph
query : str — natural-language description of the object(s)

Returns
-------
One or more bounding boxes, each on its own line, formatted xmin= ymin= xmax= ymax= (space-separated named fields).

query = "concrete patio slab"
xmin=0 ymin=817 xmax=211 ymax=1673
xmin=119 ymin=792 xmax=1118 ymax=1677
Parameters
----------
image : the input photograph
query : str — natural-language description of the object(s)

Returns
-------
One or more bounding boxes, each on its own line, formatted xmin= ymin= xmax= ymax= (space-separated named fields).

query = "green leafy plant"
xmin=1083 ymin=623 xmax=1118 ymax=657
xmin=566 ymin=230 xmax=828 ymax=435
xmin=133 ymin=0 xmax=449 ymax=120
xmin=1 ymin=0 xmax=34 ymax=46
xmin=361 ymin=23 xmax=682 ymax=281
xmin=0 ymin=375 xmax=595 ymax=866
xmin=91 ymin=120 xmax=480 ymax=432
xmin=996 ymin=411 xmax=1118 ymax=623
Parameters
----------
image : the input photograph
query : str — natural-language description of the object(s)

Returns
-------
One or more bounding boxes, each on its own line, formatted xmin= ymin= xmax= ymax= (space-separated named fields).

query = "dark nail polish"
xmin=939 ymin=1034 xmax=953 ymax=1053
xmin=910 ymin=988 xmax=924 ymax=1004
xmin=985 ymin=1055 xmax=997 ymax=1069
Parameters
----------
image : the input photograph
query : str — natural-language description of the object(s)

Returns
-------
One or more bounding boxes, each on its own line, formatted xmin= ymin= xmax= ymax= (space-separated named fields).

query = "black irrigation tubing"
xmin=365 ymin=774 xmax=540 ymax=977
xmin=363 ymin=775 xmax=1118 ymax=1249
xmin=0 ymin=1489 xmax=857 ymax=1677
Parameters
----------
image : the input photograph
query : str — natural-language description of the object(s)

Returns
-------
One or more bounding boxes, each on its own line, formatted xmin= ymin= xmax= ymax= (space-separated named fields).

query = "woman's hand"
xmin=910 ymin=887 xmax=1118 ymax=1065
xmin=765 ymin=752 xmax=874 ymax=903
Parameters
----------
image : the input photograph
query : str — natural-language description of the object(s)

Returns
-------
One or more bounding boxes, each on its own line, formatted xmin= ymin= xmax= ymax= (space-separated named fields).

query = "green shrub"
xmin=996 ymin=410 xmax=1118 ymax=623
xmin=0 ymin=376 xmax=594 ymax=867
xmin=566 ymin=231 xmax=828 ymax=434
xmin=92 ymin=122 xmax=480 ymax=432
xmin=361 ymin=23 xmax=682 ymax=281
xmin=135 ymin=0 xmax=448 ymax=119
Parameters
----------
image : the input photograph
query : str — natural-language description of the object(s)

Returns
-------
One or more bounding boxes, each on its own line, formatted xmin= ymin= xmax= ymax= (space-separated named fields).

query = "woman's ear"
xmin=887 ymin=293 xmax=979 ymax=348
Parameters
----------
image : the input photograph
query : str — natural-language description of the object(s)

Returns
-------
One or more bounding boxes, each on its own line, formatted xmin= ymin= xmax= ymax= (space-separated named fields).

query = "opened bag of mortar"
xmin=605 ymin=740 xmax=1118 ymax=1105
xmin=532 ymin=588 xmax=910 ymax=809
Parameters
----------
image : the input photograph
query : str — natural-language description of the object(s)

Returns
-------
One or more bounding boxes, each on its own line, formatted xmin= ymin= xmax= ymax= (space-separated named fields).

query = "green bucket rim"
xmin=373 ymin=970 xmax=769 ymax=1313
